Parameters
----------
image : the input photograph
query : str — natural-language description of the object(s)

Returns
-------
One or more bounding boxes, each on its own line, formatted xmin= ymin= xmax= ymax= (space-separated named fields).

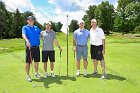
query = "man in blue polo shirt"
xmin=22 ymin=16 xmax=41 ymax=82
xmin=73 ymin=20 xmax=90 ymax=76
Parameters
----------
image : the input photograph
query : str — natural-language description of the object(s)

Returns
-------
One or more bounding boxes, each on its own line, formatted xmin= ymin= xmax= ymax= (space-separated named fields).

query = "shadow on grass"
xmin=85 ymin=74 xmax=126 ymax=81
xmin=32 ymin=75 xmax=76 ymax=88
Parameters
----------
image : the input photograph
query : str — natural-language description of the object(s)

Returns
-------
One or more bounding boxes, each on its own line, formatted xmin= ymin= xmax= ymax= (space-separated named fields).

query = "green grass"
xmin=0 ymin=32 xmax=140 ymax=93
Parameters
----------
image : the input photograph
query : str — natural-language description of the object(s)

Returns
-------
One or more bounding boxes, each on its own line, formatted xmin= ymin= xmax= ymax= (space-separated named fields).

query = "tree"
xmin=0 ymin=1 xmax=12 ymax=39
xmin=12 ymin=9 xmax=23 ymax=38
xmin=133 ymin=26 xmax=140 ymax=34
xmin=50 ymin=21 xmax=57 ymax=32
xmin=69 ymin=19 xmax=79 ymax=32
xmin=55 ymin=22 xmax=63 ymax=32
xmin=83 ymin=5 xmax=97 ymax=29
xmin=95 ymin=1 xmax=115 ymax=35
xmin=0 ymin=1 xmax=43 ymax=39
xmin=116 ymin=0 xmax=140 ymax=34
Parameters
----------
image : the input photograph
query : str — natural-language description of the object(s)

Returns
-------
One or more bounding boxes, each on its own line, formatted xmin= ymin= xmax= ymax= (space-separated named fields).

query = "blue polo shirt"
xmin=74 ymin=29 xmax=90 ymax=46
xmin=22 ymin=25 xmax=41 ymax=47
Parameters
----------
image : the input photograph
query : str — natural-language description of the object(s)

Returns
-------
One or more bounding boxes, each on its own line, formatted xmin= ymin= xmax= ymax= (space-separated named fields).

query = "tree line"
xmin=69 ymin=0 xmax=140 ymax=35
xmin=0 ymin=0 xmax=140 ymax=39
xmin=0 ymin=1 xmax=63 ymax=39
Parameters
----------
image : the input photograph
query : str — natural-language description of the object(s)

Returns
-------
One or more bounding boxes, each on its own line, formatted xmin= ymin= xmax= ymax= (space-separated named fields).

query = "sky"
xmin=1 ymin=0 xmax=118 ymax=25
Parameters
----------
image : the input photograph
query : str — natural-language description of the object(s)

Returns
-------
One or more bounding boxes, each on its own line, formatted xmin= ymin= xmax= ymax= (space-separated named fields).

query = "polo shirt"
xmin=90 ymin=26 xmax=105 ymax=46
xmin=22 ymin=25 xmax=41 ymax=47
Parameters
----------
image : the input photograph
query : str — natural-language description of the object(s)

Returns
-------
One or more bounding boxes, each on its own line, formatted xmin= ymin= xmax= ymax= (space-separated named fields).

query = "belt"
xmin=30 ymin=46 xmax=39 ymax=48
xmin=77 ymin=44 xmax=87 ymax=47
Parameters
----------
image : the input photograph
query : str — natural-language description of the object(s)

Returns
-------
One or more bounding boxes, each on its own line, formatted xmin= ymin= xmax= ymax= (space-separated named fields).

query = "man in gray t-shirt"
xmin=41 ymin=22 xmax=62 ymax=78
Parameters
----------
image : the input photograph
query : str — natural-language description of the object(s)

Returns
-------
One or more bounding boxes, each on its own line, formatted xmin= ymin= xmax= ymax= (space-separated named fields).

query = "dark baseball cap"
xmin=26 ymin=16 xmax=35 ymax=20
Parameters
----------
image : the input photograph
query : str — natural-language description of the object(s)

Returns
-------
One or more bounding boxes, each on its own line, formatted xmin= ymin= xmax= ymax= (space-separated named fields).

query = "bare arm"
xmin=54 ymin=39 xmax=62 ymax=52
xmin=102 ymin=39 xmax=105 ymax=55
xmin=73 ymin=39 xmax=76 ymax=51
xmin=22 ymin=34 xmax=30 ymax=47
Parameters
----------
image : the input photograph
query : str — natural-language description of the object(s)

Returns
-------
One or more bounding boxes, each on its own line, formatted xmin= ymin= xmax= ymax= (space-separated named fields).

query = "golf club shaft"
xmin=73 ymin=51 xmax=75 ymax=77
xmin=59 ymin=52 xmax=62 ymax=76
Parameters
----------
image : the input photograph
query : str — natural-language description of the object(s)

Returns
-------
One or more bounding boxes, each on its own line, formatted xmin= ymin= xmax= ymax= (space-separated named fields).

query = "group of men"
xmin=22 ymin=16 xmax=106 ymax=82
xmin=73 ymin=19 xmax=106 ymax=79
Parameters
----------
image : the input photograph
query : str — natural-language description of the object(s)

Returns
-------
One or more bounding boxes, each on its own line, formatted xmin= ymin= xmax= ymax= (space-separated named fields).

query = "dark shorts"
xmin=90 ymin=45 xmax=103 ymax=60
xmin=26 ymin=46 xmax=40 ymax=63
xmin=42 ymin=51 xmax=55 ymax=62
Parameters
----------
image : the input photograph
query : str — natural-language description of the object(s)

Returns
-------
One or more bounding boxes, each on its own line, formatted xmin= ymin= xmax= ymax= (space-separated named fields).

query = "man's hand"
xmin=26 ymin=41 xmax=30 ymax=48
xmin=73 ymin=46 xmax=76 ymax=51
xmin=59 ymin=47 xmax=62 ymax=52
xmin=102 ymin=50 xmax=105 ymax=55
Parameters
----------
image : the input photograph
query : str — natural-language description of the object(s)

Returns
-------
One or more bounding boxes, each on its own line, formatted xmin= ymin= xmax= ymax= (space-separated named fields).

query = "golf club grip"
xmin=60 ymin=52 xmax=61 ymax=57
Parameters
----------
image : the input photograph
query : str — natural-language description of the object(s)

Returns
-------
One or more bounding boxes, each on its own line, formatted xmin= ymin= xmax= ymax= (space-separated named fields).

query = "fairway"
xmin=0 ymin=33 xmax=140 ymax=93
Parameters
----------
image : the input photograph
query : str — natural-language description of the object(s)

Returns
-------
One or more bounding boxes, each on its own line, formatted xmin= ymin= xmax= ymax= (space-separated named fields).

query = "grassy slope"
xmin=0 ymin=32 xmax=140 ymax=93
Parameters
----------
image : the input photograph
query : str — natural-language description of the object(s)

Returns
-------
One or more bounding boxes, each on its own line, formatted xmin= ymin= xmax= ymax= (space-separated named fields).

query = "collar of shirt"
xmin=91 ymin=26 xmax=99 ymax=32
xmin=27 ymin=24 xmax=34 ymax=28
xmin=79 ymin=28 xmax=85 ymax=32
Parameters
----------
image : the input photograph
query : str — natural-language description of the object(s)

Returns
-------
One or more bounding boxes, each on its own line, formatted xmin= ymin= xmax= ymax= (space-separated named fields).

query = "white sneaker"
xmin=26 ymin=76 xmax=32 ymax=82
xmin=84 ymin=71 xmax=87 ymax=76
xmin=35 ymin=73 xmax=41 ymax=78
xmin=50 ymin=73 xmax=55 ymax=78
xmin=101 ymin=75 xmax=106 ymax=79
xmin=76 ymin=71 xmax=80 ymax=76
xmin=44 ymin=73 xmax=48 ymax=78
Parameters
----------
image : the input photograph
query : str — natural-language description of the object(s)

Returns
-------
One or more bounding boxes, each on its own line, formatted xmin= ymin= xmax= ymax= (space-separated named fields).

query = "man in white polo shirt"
xmin=90 ymin=19 xmax=106 ymax=79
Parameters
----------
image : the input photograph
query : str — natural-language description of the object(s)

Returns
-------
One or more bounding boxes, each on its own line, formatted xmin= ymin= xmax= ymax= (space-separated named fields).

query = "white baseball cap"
xmin=78 ymin=20 xmax=85 ymax=24
xmin=45 ymin=22 xmax=52 ymax=25
xmin=91 ymin=19 xmax=97 ymax=23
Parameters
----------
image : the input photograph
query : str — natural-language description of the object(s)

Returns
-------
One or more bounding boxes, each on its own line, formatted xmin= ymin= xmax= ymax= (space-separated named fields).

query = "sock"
xmin=84 ymin=69 xmax=86 ymax=72
xmin=77 ymin=70 xmax=80 ymax=72
xmin=51 ymin=71 xmax=53 ymax=73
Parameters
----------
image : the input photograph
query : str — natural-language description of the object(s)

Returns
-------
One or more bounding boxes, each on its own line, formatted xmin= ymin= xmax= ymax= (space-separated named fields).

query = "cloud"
xmin=2 ymin=0 xmax=32 ymax=12
xmin=48 ymin=0 xmax=56 ymax=4
xmin=1 ymin=0 xmax=118 ymax=25
xmin=2 ymin=0 xmax=48 ymax=25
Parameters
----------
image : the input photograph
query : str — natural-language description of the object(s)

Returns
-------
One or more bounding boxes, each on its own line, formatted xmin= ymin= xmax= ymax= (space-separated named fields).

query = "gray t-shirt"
xmin=41 ymin=30 xmax=56 ymax=51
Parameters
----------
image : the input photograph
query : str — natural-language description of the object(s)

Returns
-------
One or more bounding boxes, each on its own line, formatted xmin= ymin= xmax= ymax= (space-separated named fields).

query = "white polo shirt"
xmin=90 ymin=26 xmax=105 ymax=46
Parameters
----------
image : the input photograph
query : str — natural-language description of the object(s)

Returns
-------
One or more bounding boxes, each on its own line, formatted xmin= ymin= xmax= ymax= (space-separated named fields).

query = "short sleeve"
xmin=100 ymin=29 xmax=105 ymax=39
xmin=40 ymin=31 xmax=43 ymax=38
xmin=87 ymin=30 xmax=90 ymax=37
xmin=37 ymin=27 xmax=41 ymax=34
xmin=53 ymin=31 xmax=56 ymax=39
xmin=22 ymin=26 xmax=26 ymax=35
xmin=73 ymin=31 xmax=77 ymax=40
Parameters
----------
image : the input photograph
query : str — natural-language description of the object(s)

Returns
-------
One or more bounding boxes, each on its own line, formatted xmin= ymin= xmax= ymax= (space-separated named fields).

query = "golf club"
xmin=59 ymin=51 xmax=62 ymax=76
xmin=73 ymin=50 xmax=76 ymax=77
xmin=29 ymin=47 xmax=36 ymax=88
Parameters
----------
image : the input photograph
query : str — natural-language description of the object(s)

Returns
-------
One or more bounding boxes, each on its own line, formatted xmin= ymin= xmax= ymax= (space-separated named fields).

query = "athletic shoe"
xmin=101 ymin=74 xmax=106 ymax=79
xmin=84 ymin=71 xmax=87 ymax=76
xmin=35 ymin=73 xmax=41 ymax=78
xmin=76 ymin=71 xmax=80 ymax=76
xmin=44 ymin=73 xmax=48 ymax=78
xmin=92 ymin=71 xmax=98 ymax=76
xmin=26 ymin=76 xmax=32 ymax=82
xmin=50 ymin=73 xmax=55 ymax=78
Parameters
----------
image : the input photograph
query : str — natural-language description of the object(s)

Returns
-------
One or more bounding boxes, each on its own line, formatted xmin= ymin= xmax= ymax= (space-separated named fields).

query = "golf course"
xmin=0 ymin=32 xmax=140 ymax=93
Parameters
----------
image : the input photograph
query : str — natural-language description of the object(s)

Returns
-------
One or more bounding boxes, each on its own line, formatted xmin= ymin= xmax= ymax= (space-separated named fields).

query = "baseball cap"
xmin=91 ymin=19 xmax=97 ymax=23
xmin=27 ymin=16 xmax=35 ymax=20
xmin=45 ymin=22 xmax=52 ymax=25
xmin=78 ymin=20 xmax=85 ymax=24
